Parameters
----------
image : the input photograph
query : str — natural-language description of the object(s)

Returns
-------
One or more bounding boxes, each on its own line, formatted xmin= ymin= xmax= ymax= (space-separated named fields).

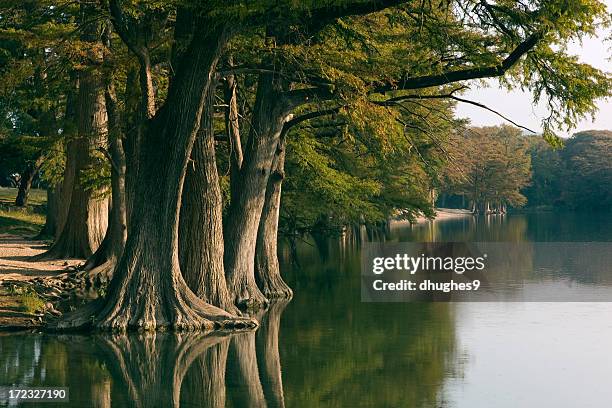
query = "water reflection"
xmin=0 ymin=312 xmax=286 ymax=408
xmin=3 ymin=212 xmax=612 ymax=407
xmin=280 ymin=238 xmax=459 ymax=407
xmin=0 ymin=293 xmax=458 ymax=408
xmin=388 ymin=212 xmax=612 ymax=242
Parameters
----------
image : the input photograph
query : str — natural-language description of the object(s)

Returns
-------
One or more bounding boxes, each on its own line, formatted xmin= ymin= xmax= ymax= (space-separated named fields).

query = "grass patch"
xmin=0 ymin=187 xmax=46 ymax=206
xmin=0 ymin=210 xmax=45 ymax=236
xmin=0 ymin=187 xmax=46 ymax=236
xmin=19 ymin=291 xmax=46 ymax=314
xmin=6 ymin=286 xmax=46 ymax=314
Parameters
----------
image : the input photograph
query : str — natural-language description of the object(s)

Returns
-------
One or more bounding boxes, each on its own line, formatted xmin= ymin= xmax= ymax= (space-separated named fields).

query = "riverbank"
xmin=0 ymin=234 xmax=85 ymax=330
xmin=1 ymin=189 xmax=86 ymax=330
xmin=411 ymin=208 xmax=473 ymax=224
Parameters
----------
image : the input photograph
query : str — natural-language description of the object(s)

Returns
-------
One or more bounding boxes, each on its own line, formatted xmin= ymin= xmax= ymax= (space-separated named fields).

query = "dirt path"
xmin=0 ymin=235 xmax=83 ymax=330
xmin=0 ymin=234 xmax=82 ymax=282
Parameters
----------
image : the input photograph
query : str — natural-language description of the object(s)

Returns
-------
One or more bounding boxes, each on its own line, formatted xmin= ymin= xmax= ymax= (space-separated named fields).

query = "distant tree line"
xmin=439 ymin=125 xmax=531 ymax=214
xmin=438 ymin=129 xmax=612 ymax=213
xmin=523 ymin=130 xmax=612 ymax=211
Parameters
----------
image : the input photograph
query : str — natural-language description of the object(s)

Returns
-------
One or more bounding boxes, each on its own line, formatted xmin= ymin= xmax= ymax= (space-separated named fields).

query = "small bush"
xmin=18 ymin=291 xmax=46 ymax=314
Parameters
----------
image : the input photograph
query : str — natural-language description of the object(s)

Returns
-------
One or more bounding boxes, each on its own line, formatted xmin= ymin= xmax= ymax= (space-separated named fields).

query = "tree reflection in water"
xmin=1 ymin=290 xmax=457 ymax=407
xmin=0 ymin=301 xmax=290 ymax=408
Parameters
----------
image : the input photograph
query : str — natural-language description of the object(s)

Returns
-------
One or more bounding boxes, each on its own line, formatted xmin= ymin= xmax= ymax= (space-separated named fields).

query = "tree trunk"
xmin=224 ymin=73 xmax=291 ymax=310
xmin=255 ymin=138 xmax=292 ymax=299
xmin=48 ymin=22 xmax=255 ymax=332
xmin=37 ymin=184 xmax=61 ymax=239
xmin=179 ymin=83 xmax=236 ymax=313
xmin=80 ymin=80 xmax=128 ymax=286
xmin=54 ymin=79 xmax=79 ymax=240
xmin=39 ymin=70 xmax=109 ymax=259
xmin=38 ymin=11 xmax=109 ymax=260
xmin=15 ymin=156 xmax=44 ymax=207
xmin=223 ymin=69 xmax=243 ymax=200
xmin=123 ymin=66 xmax=142 ymax=221
xmin=256 ymin=300 xmax=289 ymax=408
xmin=45 ymin=92 xmax=108 ymax=259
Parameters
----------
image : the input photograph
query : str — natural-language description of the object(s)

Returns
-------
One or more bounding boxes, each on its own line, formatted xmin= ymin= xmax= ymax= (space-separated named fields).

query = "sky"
xmin=454 ymin=0 xmax=612 ymax=137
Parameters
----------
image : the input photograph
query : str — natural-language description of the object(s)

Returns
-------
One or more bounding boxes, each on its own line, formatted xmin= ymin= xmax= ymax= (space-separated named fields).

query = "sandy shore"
xmin=419 ymin=208 xmax=472 ymax=222
xmin=0 ymin=234 xmax=81 ymax=282
xmin=397 ymin=208 xmax=473 ymax=225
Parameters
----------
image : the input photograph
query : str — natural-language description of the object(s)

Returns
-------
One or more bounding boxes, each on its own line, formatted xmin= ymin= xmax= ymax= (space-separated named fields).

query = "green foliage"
xmin=8 ymin=286 xmax=46 ymax=314
xmin=220 ymin=0 xmax=611 ymax=231
xmin=1 ymin=0 xmax=611 ymax=233
xmin=0 ymin=1 xmax=76 ymax=183
xmin=442 ymin=125 xmax=532 ymax=211
xmin=524 ymin=130 xmax=612 ymax=210
xmin=281 ymin=97 xmax=453 ymax=233
xmin=80 ymin=149 xmax=111 ymax=197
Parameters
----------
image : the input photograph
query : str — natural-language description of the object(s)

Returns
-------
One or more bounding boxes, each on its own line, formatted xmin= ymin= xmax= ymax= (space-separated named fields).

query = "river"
xmin=1 ymin=212 xmax=611 ymax=407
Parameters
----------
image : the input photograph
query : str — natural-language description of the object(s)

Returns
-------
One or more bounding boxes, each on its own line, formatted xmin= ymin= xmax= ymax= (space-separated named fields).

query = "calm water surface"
xmin=1 ymin=212 xmax=611 ymax=407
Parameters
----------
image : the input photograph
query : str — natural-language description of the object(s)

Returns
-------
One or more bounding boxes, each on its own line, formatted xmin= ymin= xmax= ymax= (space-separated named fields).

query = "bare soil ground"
xmin=0 ymin=234 xmax=83 ymax=330
xmin=0 ymin=234 xmax=81 ymax=281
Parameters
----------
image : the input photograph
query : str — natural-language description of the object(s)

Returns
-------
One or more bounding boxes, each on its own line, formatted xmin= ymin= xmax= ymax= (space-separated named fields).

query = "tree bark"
xmin=224 ymin=72 xmax=292 ymax=310
xmin=223 ymin=69 xmax=243 ymax=200
xmin=80 ymin=79 xmax=128 ymax=286
xmin=37 ymin=183 xmax=61 ymax=239
xmin=38 ymin=74 xmax=109 ymax=259
xmin=179 ymin=82 xmax=237 ymax=313
xmin=255 ymin=138 xmax=292 ymax=299
xmin=48 ymin=21 xmax=255 ymax=332
xmin=15 ymin=156 xmax=44 ymax=207
xmin=123 ymin=66 xmax=142 ymax=221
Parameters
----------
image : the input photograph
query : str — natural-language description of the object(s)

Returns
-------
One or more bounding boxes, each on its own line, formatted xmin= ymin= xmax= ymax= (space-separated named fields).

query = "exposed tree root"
xmin=258 ymin=273 xmax=293 ymax=300
xmin=46 ymin=289 xmax=257 ymax=333
xmin=48 ymin=292 xmax=256 ymax=333
xmin=230 ymin=277 xmax=270 ymax=312
xmin=70 ymin=260 xmax=115 ymax=289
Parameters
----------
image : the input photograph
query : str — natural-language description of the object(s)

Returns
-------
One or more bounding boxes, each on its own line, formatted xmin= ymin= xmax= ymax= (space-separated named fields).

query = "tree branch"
xmin=375 ymin=87 xmax=536 ymax=133
xmin=373 ymin=31 xmax=543 ymax=93
xmin=281 ymin=107 xmax=342 ymax=138
xmin=250 ymin=0 xmax=411 ymax=30
xmin=448 ymin=95 xmax=536 ymax=133
xmin=109 ymin=0 xmax=156 ymax=118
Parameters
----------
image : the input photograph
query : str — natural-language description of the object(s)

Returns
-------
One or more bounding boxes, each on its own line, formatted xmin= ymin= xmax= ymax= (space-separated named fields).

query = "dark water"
xmin=2 ymin=213 xmax=612 ymax=407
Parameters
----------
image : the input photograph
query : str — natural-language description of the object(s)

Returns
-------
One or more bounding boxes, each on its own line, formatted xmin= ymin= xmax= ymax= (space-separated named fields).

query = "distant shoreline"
xmin=393 ymin=208 xmax=473 ymax=226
